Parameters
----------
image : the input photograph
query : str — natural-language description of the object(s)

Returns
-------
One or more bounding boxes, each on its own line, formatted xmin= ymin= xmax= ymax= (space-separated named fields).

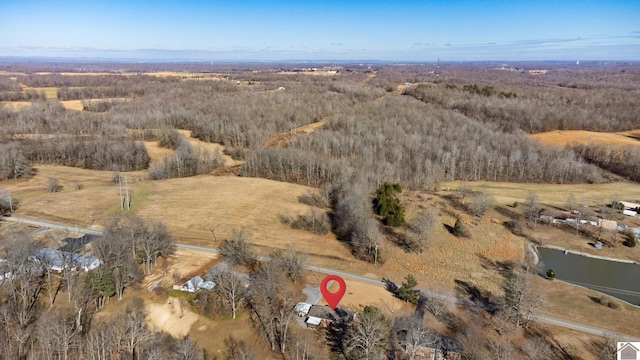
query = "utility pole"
xmin=118 ymin=178 xmax=123 ymax=210
xmin=374 ymin=244 xmax=379 ymax=266
xmin=125 ymin=177 xmax=130 ymax=210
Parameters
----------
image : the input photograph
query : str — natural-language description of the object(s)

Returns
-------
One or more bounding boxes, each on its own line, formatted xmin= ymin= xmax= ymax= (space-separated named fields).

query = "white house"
xmin=179 ymin=276 xmax=216 ymax=293
xmin=74 ymin=253 xmax=101 ymax=271
xmin=33 ymin=248 xmax=101 ymax=272
xmin=294 ymin=302 xmax=312 ymax=317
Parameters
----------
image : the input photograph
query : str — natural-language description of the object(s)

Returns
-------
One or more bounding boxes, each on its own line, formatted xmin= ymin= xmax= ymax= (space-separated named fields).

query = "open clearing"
xmin=1 ymin=97 xmax=129 ymax=111
xmin=4 ymin=149 xmax=640 ymax=341
xmin=441 ymin=180 xmax=640 ymax=209
xmin=531 ymin=129 xmax=640 ymax=148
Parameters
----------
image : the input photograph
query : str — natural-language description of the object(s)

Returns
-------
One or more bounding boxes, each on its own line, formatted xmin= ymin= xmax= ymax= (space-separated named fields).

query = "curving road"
xmin=3 ymin=215 xmax=639 ymax=341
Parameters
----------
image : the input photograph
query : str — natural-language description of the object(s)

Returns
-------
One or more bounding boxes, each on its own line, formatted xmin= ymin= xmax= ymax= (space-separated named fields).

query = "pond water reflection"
xmin=537 ymin=247 xmax=640 ymax=306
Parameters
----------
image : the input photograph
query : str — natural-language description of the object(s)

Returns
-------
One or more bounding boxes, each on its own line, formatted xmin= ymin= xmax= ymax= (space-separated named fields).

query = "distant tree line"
xmin=0 ymin=135 xmax=148 ymax=179
xmin=571 ymin=142 xmax=640 ymax=182
xmin=0 ymin=89 xmax=46 ymax=101
xmin=403 ymin=81 xmax=640 ymax=133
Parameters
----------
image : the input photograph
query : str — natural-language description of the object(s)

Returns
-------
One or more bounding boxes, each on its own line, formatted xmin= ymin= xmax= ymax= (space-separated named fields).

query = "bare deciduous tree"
xmin=270 ymin=248 xmax=305 ymax=284
xmin=396 ymin=325 xmax=434 ymax=360
xmin=523 ymin=192 xmax=540 ymax=226
xmin=409 ymin=210 xmax=437 ymax=252
xmin=224 ymin=335 xmax=255 ymax=360
xmin=488 ymin=338 xmax=513 ymax=360
xmin=172 ymin=336 xmax=198 ymax=360
xmin=344 ymin=306 xmax=390 ymax=360
xmin=210 ymin=269 xmax=246 ymax=320
xmin=246 ymin=262 xmax=298 ymax=354
xmin=522 ymin=336 xmax=552 ymax=360
xmin=500 ymin=262 xmax=543 ymax=328
xmin=0 ymin=188 xmax=15 ymax=213
xmin=47 ymin=176 xmax=62 ymax=193
xmin=219 ymin=228 xmax=255 ymax=267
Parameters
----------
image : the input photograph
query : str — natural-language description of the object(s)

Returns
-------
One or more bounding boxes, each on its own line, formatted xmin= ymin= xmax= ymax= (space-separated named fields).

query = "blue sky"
xmin=1 ymin=0 xmax=639 ymax=61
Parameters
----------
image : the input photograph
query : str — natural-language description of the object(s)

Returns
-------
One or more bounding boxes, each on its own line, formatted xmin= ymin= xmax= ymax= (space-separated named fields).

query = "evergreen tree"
xmin=373 ymin=182 xmax=405 ymax=226
xmin=623 ymin=230 xmax=637 ymax=247
xmin=397 ymin=274 xmax=420 ymax=304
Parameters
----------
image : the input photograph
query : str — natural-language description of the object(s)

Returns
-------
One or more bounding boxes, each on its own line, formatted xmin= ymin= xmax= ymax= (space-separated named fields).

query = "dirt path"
xmin=262 ymin=118 xmax=327 ymax=148
xmin=364 ymin=72 xmax=377 ymax=83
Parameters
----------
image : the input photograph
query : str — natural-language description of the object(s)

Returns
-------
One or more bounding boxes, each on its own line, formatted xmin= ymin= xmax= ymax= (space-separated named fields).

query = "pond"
xmin=537 ymin=247 xmax=640 ymax=306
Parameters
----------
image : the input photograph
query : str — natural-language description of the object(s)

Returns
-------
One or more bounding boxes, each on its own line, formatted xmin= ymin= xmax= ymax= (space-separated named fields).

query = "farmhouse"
xmin=177 ymin=276 xmax=216 ymax=293
xmin=538 ymin=208 xmax=617 ymax=229
xmin=394 ymin=318 xmax=463 ymax=360
xmin=401 ymin=333 xmax=463 ymax=360
xmin=305 ymin=305 xmax=355 ymax=328
xmin=33 ymin=248 xmax=101 ymax=272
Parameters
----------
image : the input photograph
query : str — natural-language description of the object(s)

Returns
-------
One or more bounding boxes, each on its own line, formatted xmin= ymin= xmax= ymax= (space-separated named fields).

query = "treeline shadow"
xmin=454 ymin=279 xmax=498 ymax=314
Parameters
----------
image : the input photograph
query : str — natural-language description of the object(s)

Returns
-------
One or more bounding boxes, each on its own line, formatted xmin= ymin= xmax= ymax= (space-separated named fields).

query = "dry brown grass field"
xmin=4 ymin=123 xmax=640 ymax=351
xmin=537 ymin=276 xmax=640 ymax=337
xmin=0 ymin=101 xmax=31 ymax=110
xmin=441 ymin=180 xmax=640 ymax=209
xmin=532 ymin=129 xmax=640 ymax=147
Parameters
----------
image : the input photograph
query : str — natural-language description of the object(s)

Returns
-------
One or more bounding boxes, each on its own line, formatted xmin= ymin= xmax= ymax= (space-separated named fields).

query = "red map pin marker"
xmin=320 ymin=274 xmax=346 ymax=310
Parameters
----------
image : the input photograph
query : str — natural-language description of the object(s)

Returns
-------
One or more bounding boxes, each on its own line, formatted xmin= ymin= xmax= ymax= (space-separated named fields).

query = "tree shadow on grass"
xmin=526 ymin=325 xmax=579 ymax=360
xmin=382 ymin=278 xmax=399 ymax=296
xmin=324 ymin=323 xmax=347 ymax=357
xmin=380 ymin=225 xmax=419 ymax=253
xmin=454 ymin=279 xmax=498 ymax=314
xmin=443 ymin=223 xmax=455 ymax=235
xmin=476 ymin=254 xmax=517 ymax=276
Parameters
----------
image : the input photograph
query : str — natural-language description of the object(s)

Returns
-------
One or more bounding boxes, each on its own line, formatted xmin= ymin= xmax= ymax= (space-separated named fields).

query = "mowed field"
xmin=531 ymin=129 xmax=640 ymax=148
xmin=441 ymin=180 xmax=640 ymax=209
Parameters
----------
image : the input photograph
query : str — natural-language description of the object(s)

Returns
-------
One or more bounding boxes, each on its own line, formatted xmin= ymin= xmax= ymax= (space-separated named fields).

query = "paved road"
xmin=3 ymin=215 xmax=640 ymax=341
xmin=3 ymin=215 xmax=103 ymax=235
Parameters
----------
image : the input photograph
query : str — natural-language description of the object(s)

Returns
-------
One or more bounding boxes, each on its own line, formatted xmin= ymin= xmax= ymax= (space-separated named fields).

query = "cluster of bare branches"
xmin=148 ymin=135 xmax=222 ymax=180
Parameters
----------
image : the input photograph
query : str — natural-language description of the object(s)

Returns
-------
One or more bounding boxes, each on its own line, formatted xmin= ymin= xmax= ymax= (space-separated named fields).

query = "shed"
xmin=598 ymin=219 xmax=618 ymax=230
xmin=306 ymin=316 xmax=322 ymax=326
xmin=623 ymin=210 xmax=637 ymax=217
xmin=294 ymin=302 xmax=312 ymax=317
xmin=619 ymin=201 xmax=640 ymax=210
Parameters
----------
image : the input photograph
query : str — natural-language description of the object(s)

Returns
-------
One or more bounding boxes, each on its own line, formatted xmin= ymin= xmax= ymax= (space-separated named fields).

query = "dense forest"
xmin=1 ymin=61 xmax=639 ymax=359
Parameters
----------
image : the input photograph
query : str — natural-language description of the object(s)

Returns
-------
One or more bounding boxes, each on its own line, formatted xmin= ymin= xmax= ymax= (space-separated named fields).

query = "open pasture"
xmin=532 ymin=129 xmax=640 ymax=148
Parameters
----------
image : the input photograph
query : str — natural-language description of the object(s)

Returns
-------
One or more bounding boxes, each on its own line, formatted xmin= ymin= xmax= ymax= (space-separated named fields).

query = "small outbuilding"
xmin=294 ymin=302 xmax=312 ymax=317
